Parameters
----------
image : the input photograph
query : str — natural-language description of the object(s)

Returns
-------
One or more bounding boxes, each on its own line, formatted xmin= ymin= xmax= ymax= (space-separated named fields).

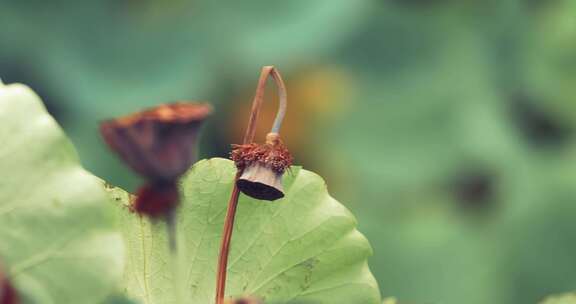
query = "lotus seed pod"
xmin=100 ymin=102 xmax=212 ymax=181
xmin=237 ymin=163 xmax=284 ymax=200
xmin=100 ymin=102 xmax=212 ymax=217
xmin=231 ymin=132 xmax=292 ymax=201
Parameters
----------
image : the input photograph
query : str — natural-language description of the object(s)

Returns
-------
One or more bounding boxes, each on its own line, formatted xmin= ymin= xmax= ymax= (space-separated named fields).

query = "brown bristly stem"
xmin=215 ymin=66 xmax=287 ymax=304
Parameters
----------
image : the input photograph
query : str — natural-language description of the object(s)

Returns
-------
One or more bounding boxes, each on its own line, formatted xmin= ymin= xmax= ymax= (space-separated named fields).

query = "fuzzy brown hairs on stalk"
xmin=215 ymin=66 xmax=292 ymax=304
xmin=232 ymin=133 xmax=292 ymax=200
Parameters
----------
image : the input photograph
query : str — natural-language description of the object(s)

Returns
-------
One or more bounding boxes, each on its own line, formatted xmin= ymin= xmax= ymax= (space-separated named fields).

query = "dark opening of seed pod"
xmin=237 ymin=163 xmax=284 ymax=201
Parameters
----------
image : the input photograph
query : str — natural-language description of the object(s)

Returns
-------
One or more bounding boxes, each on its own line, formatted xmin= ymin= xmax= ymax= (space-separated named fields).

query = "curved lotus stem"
xmin=216 ymin=66 xmax=289 ymax=304
xmin=242 ymin=66 xmax=288 ymax=143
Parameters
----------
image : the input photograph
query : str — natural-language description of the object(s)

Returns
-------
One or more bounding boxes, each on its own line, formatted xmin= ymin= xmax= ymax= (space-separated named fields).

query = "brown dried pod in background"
xmin=100 ymin=102 xmax=212 ymax=181
xmin=231 ymin=132 xmax=292 ymax=201
xmin=100 ymin=102 xmax=212 ymax=217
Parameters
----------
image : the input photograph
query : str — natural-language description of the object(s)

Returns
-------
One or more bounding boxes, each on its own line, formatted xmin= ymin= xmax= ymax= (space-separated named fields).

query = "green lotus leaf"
xmin=108 ymin=158 xmax=380 ymax=304
xmin=540 ymin=293 xmax=576 ymax=304
xmin=0 ymin=81 xmax=123 ymax=303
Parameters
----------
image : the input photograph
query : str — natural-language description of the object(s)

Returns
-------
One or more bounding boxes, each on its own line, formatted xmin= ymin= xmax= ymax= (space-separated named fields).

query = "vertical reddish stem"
xmin=214 ymin=66 xmax=287 ymax=304
xmin=214 ymin=180 xmax=241 ymax=304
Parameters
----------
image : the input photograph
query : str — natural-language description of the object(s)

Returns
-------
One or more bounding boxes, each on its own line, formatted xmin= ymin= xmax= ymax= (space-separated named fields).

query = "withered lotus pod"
xmin=232 ymin=133 xmax=292 ymax=201
xmin=100 ymin=102 xmax=212 ymax=181
xmin=100 ymin=102 xmax=212 ymax=217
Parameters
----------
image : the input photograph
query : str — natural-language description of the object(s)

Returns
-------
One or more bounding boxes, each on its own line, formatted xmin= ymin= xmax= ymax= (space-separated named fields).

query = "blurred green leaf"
xmin=540 ymin=293 xmax=576 ymax=304
xmin=103 ymin=293 xmax=140 ymax=304
xmin=522 ymin=0 xmax=576 ymax=118
xmin=382 ymin=297 xmax=398 ymax=304
xmin=319 ymin=12 xmax=575 ymax=303
xmin=0 ymin=0 xmax=374 ymax=193
xmin=107 ymin=158 xmax=380 ymax=303
xmin=0 ymin=82 xmax=123 ymax=303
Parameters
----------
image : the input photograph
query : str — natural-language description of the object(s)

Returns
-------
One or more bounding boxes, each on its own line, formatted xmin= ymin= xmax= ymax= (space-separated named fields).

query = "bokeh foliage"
xmin=1 ymin=1 xmax=576 ymax=303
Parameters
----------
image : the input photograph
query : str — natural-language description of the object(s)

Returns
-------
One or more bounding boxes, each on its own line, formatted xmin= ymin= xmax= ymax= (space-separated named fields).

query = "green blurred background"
xmin=2 ymin=1 xmax=576 ymax=303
